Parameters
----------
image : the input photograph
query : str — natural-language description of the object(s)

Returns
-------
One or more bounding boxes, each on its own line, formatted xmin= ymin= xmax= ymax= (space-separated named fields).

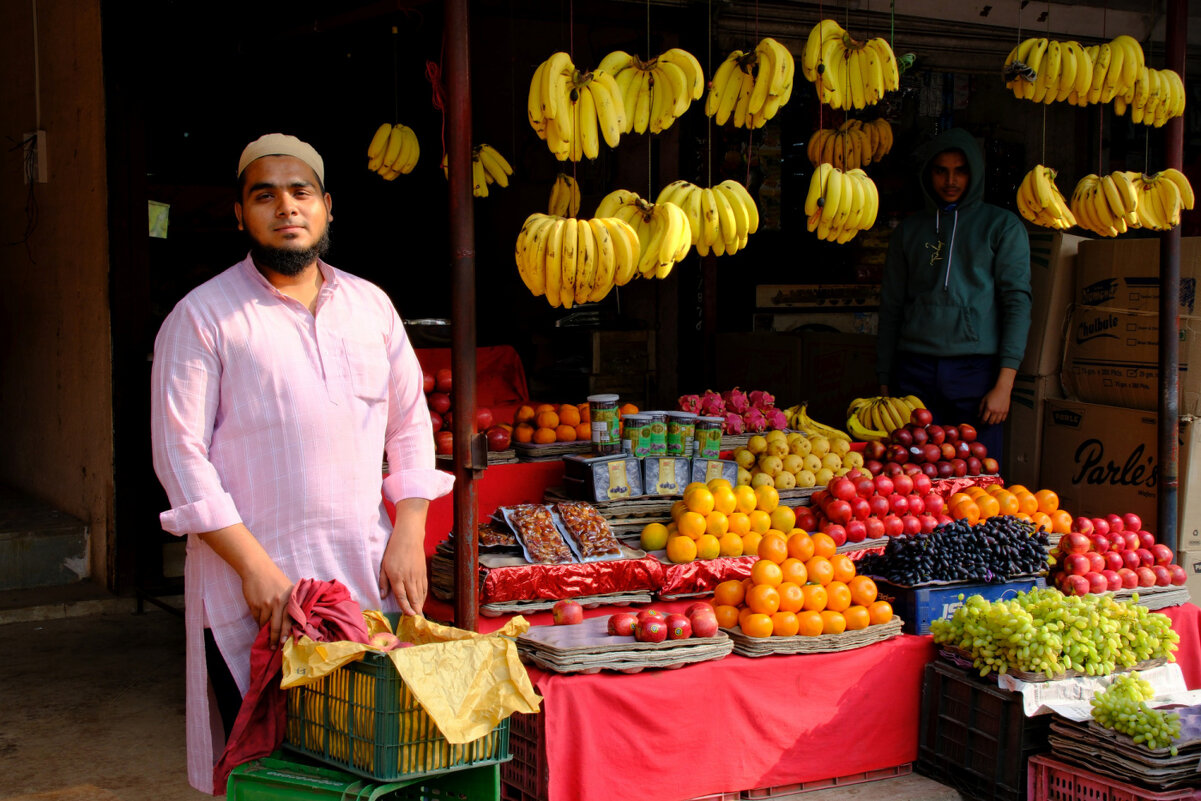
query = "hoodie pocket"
xmin=902 ymin=299 xmax=979 ymax=346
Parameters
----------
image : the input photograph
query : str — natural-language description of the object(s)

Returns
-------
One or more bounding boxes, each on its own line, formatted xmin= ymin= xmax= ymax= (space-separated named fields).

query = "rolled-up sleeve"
xmin=381 ymin=306 xmax=455 ymax=504
xmin=151 ymin=302 xmax=243 ymax=536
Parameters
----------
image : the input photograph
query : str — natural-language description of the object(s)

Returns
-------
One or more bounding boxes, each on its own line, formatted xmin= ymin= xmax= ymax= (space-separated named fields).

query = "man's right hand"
xmin=200 ymin=523 xmax=295 ymax=648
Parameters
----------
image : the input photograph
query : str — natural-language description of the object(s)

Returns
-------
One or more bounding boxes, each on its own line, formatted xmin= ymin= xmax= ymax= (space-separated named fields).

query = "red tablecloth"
xmin=1160 ymin=602 xmax=1201 ymax=688
xmin=414 ymin=345 xmax=530 ymax=426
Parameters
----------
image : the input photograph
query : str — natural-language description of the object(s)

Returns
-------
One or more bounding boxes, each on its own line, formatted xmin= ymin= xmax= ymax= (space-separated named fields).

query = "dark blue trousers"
xmin=892 ymin=352 xmax=1004 ymax=463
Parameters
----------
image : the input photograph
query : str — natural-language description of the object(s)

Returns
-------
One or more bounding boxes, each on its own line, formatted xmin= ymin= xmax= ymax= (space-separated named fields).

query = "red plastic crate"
xmin=1028 ymin=755 xmax=1201 ymax=801
xmin=743 ymin=764 xmax=913 ymax=798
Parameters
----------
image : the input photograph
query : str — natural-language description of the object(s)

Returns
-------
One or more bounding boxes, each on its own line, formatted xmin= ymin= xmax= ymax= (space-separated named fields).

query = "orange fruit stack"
xmin=946 ymin=483 xmax=1069 ymax=533
xmin=711 ymin=529 xmax=894 ymax=638
xmin=659 ymin=481 xmax=787 ymax=564
xmin=512 ymin=402 xmax=595 ymax=444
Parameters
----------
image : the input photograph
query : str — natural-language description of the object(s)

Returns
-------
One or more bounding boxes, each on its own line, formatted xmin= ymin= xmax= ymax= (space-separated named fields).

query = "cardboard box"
xmin=1179 ymin=550 xmax=1201 ymax=602
xmin=1076 ymin=237 xmax=1201 ymax=314
xmin=1040 ymin=399 xmax=1159 ymax=525
xmin=1061 ymin=305 xmax=1201 ymax=414
xmin=1179 ymin=416 xmax=1201 ymax=549
xmin=1021 ymin=232 xmax=1084 ymax=376
xmin=1002 ymin=373 xmax=1062 ymax=489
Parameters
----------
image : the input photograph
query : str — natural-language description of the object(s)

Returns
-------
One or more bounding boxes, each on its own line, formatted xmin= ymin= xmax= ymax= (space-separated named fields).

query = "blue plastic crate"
xmin=877 ymin=576 xmax=1046 ymax=635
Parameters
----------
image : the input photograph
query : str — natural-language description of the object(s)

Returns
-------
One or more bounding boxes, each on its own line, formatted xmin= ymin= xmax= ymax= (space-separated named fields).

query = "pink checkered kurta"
xmin=151 ymin=256 xmax=453 ymax=793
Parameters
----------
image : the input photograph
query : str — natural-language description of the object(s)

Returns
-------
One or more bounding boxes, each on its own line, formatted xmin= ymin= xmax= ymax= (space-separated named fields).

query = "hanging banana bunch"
xmin=515 ymin=214 xmax=641 ymax=308
xmin=548 ymin=173 xmax=581 ymax=217
xmin=596 ymin=48 xmax=705 ymax=134
xmin=804 ymin=165 xmax=879 ymax=243
xmin=594 ymin=190 xmax=692 ymax=279
xmin=1016 ymin=165 xmax=1076 ymax=230
xmin=704 ymin=37 xmax=796 ymax=129
xmin=802 ymin=20 xmax=900 ymax=111
xmin=528 ymin=52 xmax=628 ymax=161
xmin=1130 ymin=170 xmax=1194 ymax=231
xmin=440 ymin=145 xmax=512 ymax=198
xmin=807 ymin=118 xmax=893 ymax=170
xmin=655 ymin=180 xmax=759 ymax=257
xmin=1070 ymin=173 xmax=1139 ymax=237
xmin=366 ymin=123 xmax=420 ymax=179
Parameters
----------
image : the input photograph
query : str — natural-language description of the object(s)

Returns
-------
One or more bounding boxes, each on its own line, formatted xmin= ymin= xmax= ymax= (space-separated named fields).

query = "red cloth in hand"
xmin=212 ymin=578 xmax=370 ymax=793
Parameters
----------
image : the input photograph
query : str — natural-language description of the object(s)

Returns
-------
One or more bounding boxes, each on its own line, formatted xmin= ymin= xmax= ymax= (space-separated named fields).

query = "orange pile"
xmin=655 ymin=481 xmax=797 ymax=564
xmin=513 ymin=401 xmax=641 ymax=444
xmin=710 ymin=529 xmax=894 ymax=638
xmin=946 ymin=484 xmax=1070 ymax=533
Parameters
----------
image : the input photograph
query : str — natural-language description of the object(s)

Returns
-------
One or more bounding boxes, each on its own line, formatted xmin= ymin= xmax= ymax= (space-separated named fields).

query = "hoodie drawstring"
xmin=943 ymin=209 xmax=959 ymax=290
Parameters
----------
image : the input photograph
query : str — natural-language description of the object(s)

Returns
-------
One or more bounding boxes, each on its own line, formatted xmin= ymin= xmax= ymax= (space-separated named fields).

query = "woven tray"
xmin=435 ymin=449 xmax=518 ymax=467
xmin=723 ymin=616 xmax=903 ymax=657
xmin=1114 ymin=584 xmax=1191 ymax=610
xmin=480 ymin=591 xmax=654 ymax=617
xmin=514 ymin=441 xmax=594 ymax=461
xmin=1048 ymin=717 xmax=1201 ymax=788
xmin=938 ymin=644 xmax=1168 ymax=682
xmin=516 ymin=615 xmax=734 ymax=673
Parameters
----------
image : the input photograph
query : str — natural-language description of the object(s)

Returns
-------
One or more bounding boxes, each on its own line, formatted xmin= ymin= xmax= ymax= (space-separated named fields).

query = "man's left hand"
xmin=978 ymin=385 xmax=1012 ymax=425
xmin=379 ymin=498 xmax=431 ymax=616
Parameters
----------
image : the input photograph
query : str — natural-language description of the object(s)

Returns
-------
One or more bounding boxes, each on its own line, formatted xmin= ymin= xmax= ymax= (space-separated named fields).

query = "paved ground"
xmin=0 ymin=587 xmax=962 ymax=801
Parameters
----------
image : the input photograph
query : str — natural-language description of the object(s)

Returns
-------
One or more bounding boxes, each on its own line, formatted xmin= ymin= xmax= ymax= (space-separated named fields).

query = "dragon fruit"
xmin=722 ymin=387 xmax=750 ymax=414
xmin=763 ymin=406 xmax=789 ymax=430
xmin=700 ymin=390 xmax=726 ymax=417
xmin=742 ymin=407 xmax=768 ymax=432
xmin=677 ymin=394 xmax=702 ymax=414
xmin=748 ymin=389 xmax=776 ymax=410
xmin=722 ymin=411 xmax=746 ymax=435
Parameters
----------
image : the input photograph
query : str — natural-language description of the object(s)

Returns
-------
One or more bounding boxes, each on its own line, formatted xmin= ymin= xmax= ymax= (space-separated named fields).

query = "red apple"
xmin=1064 ymin=553 xmax=1092 ymax=576
xmin=1090 ymin=533 xmax=1110 ymax=554
xmin=944 ymin=425 xmax=960 ymax=444
xmin=475 ymin=407 xmax=494 ymax=431
xmin=1122 ymin=531 xmax=1141 ymax=551
xmin=370 ymin=632 xmax=402 ymax=651
xmin=966 ymin=456 xmax=983 ymax=476
xmin=969 ymin=441 xmax=988 ymax=460
xmin=927 ymin=425 xmax=946 ymax=446
xmin=883 ymin=462 xmax=905 ymax=477
xmin=552 ymin=600 xmax=584 ymax=625
xmin=865 ymin=517 xmax=886 ymax=539
xmin=1073 ymin=517 xmax=1094 ymax=536
xmin=892 ymin=428 xmax=914 ymax=448
xmin=824 ymin=523 xmax=848 ymax=546
xmin=938 ymin=442 xmax=956 ymax=461
xmin=1065 ymin=574 xmax=1090 ymax=596
xmin=637 ymin=619 xmax=668 ymax=643
xmin=1122 ymin=550 xmax=1143 ymax=570
xmin=1087 ymin=552 xmax=1106 ymax=573
xmin=874 ymin=475 xmax=895 ymax=497
xmin=902 ymin=514 xmax=922 ymax=536
xmin=1104 ymin=551 xmax=1125 ymax=572
xmin=430 ymin=410 xmax=444 ymax=431
xmin=636 ymin=609 xmax=665 ymax=625
xmin=665 ymin=614 xmax=693 ymax=640
xmin=795 ymin=507 xmax=818 ymax=531
xmin=1105 ymin=514 xmax=1126 ymax=534
xmin=1138 ymin=530 xmax=1156 ymax=550
xmin=1135 ymin=566 xmax=1157 ymax=587
xmin=435 ymin=368 xmax=453 ymax=392
xmin=959 ymin=423 xmax=978 ymax=442
xmin=921 ymin=463 xmax=940 ymax=479
xmin=1169 ymin=564 xmax=1188 ymax=586
xmin=922 ymin=444 xmax=943 ymax=464
xmin=685 ymin=601 xmax=715 ymax=618
xmin=1101 ymin=570 xmax=1123 ymax=592
xmin=1136 ymin=548 xmax=1155 ymax=567
xmin=864 ymin=459 xmax=884 ymax=476
xmin=1063 ymin=531 xmax=1091 ymax=555
xmin=1123 ymin=513 xmax=1143 ymax=532
xmin=1152 ymin=543 xmax=1175 ymax=566
xmin=1086 ymin=572 xmax=1109 ymax=594
xmin=885 ymin=444 xmax=909 ymax=465
xmin=950 ymin=458 xmax=968 ymax=477
xmin=863 ymin=440 xmax=887 ymax=461
xmin=486 ymin=425 xmax=512 ymax=452
xmin=936 ymin=461 xmax=955 ymax=479
xmin=912 ymin=408 xmax=934 ymax=426
xmin=910 ymin=426 xmax=929 ymax=447
xmin=423 ymin=372 xmax=436 ymax=394
xmin=434 ymin=430 xmax=454 ymax=455
xmin=846 ymin=519 xmax=868 ymax=543
xmin=428 ymin=391 xmax=452 ymax=415
xmin=690 ymin=613 xmax=719 ymax=637
xmin=1091 ymin=517 xmax=1110 ymax=537
xmin=608 ymin=612 xmax=638 ymax=636
xmin=893 ymin=474 xmax=914 ymax=496
xmin=1108 ymin=533 xmax=1125 ymax=552
xmin=883 ymin=514 xmax=904 ymax=537
xmin=981 ymin=457 xmax=999 ymax=475
xmin=955 ymin=440 xmax=972 ymax=460
xmin=1118 ymin=568 xmax=1139 ymax=589
xmin=1152 ymin=565 xmax=1173 ymax=587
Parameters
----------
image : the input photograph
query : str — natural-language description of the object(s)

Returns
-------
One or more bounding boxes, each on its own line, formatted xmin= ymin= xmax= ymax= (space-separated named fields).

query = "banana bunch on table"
xmin=655 ymin=180 xmax=759 ymax=257
xmin=596 ymin=48 xmax=705 ymax=134
xmin=807 ymin=118 xmax=893 ymax=170
xmin=594 ymin=190 xmax=692 ymax=279
xmin=785 ymin=403 xmax=851 ymax=441
xmin=705 ymin=37 xmax=796 ymax=128
xmin=514 ymin=213 xmax=640 ymax=308
xmin=846 ymin=395 xmax=925 ymax=441
xmin=1016 ymin=165 xmax=1077 ymax=230
xmin=366 ymin=123 xmax=420 ymax=179
xmin=802 ymin=20 xmax=900 ymax=111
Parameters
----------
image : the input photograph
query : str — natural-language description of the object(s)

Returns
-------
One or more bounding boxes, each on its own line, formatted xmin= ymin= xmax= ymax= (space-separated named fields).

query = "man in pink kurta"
xmin=150 ymin=134 xmax=453 ymax=794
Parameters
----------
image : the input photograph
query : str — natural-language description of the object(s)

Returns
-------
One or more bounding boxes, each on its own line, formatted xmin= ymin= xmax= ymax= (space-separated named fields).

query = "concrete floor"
xmin=0 ymin=588 xmax=963 ymax=801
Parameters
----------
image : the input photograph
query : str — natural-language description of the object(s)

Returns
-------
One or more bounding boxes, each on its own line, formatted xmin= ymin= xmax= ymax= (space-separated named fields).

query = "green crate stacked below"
xmin=227 ymin=754 xmax=501 ymax=801
xmin=917 ymin=660 xmax=1050 ymax=801
xmin=285 ymin=651 xmax=510 ymax=783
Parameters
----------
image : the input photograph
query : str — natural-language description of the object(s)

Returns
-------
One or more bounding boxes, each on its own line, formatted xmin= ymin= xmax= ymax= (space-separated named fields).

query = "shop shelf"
xmin=917 ymin=660 xmax=1050 ymax=801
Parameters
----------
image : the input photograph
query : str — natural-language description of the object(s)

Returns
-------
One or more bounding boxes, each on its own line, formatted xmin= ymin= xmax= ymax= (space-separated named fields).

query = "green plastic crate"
xmin=285 ymin=649 xmax=510 ymax=783
xmin=228 ymin=754 xmax=501 ymax=801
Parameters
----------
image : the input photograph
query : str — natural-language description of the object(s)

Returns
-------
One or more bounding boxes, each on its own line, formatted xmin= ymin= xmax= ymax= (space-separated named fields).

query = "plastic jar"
xmin=622 ymin=414 xmax=652 ymax=457
xmin=665 ymin=411 xmax=697 ymax=456
xmin=587 ymin=394 xmax=622 ymax=455
xmin=694 ymin=416 xmax=724 ymax=459
xmin=645 ymin=412 xmax=669 ymax=456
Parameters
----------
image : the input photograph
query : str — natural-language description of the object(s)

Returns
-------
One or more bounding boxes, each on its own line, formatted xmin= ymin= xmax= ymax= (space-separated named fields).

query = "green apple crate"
xmin=227 ymin=753 xmax=501 ymax=801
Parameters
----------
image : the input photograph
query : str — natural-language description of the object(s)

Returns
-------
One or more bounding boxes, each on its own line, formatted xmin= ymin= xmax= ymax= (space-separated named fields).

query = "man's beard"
xmin=250 ymin=227 xmax=331 ymax=276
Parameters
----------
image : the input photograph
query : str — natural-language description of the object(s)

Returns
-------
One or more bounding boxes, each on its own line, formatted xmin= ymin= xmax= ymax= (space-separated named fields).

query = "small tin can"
xmin=588 ymin=394 xmax=622 ymax=455
xmin=646 ymin=412 xmax=668 ymax=456
xmin=694 ymin=416 xmax=724 ymax=459
xmin=622 ymin=414 xmax=652 ymax=457
xmin=665 ymin=411 xmax=697 ymax=456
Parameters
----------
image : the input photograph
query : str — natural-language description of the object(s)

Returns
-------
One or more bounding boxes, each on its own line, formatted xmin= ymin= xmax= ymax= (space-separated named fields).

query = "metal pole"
xmin=1158 ymin=0 xmax=1186 ymax=553
xmin=445 ymin=0 xmax=479 ymax=632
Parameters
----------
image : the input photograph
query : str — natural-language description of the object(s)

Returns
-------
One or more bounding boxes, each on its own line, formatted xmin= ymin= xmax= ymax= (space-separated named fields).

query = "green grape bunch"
xmin=930 ymin=587 xmax=1180 ymax=677
xmin=1091 ymin=672 xmax=1182 ymax=754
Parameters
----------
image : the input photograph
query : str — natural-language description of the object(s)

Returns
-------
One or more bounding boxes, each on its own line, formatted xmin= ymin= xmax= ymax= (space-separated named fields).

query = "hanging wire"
xmin=572 ymin=0 xmax=578 ymax=189
xmin=746 ymin=0 xmax=759 ymax=187
xmin=706 ymin=0 xmax=713 ymax=187
xmin=646 ymin=0 xmax=653 ymax=198
xmin=392 ymin=26 xmax=399 ymax=123
xmin=1098 ymin=3 xmax=1107 ymax=175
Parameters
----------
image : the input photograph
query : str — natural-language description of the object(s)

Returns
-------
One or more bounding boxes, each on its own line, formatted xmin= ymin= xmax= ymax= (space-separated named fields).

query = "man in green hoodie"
xmin=876 ymin=128 xmax=1031 ymax=461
